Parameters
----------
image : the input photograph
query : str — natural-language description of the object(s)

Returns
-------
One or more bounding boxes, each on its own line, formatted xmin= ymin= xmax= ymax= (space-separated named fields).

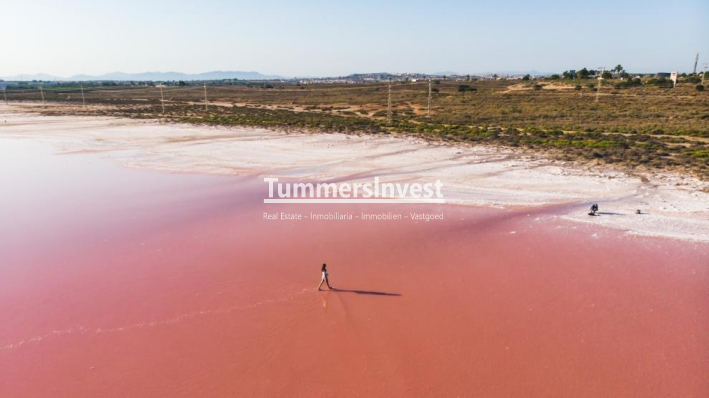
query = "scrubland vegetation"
xmin=6 ymin=73 xmax=708 ymax=178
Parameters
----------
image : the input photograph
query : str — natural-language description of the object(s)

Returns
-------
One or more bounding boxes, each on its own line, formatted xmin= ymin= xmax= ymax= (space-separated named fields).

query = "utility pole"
xmin=39 ymin=85 xmax=45 ymax=106
xmin=80 ymin=84 xmax=86 ymax=109
xmin=427 ymin=78 xmax=432 ymax=118
xmin=158 ymin=85 xmax=165 ymax=114
xmin=203 ymin=83 xmax=208 ymax=111
xmin=387 ymin=79 xmax=392 ymax=124
xmin=595 ymin=67 xmax=605 ymax=103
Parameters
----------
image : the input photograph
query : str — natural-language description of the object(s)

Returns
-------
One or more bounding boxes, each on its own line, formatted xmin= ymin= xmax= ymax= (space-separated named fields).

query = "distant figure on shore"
xmin=589 ymin=203 xmax=599 ymax=216
xmin=318 ymin=263 xmax=333 ymax=291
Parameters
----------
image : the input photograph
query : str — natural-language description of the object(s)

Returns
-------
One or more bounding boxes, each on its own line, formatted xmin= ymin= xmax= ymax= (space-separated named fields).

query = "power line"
xmin=595 ymin=67 xmax=605 ymax=103
xmin=158 ymin=85 xmax=166 ymax=114
xmin=80 ymin=84 xmax=86 ymax=108
xmin=427 ymin=78 xmax=432 ymax=118
xmin=387 ymin=78 xmax=392 ymax=124
xmin=91 ymin=86 xmax=199 ymax=94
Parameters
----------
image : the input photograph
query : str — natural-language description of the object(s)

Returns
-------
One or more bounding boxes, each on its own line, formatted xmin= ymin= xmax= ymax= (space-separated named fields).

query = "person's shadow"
xmin=328 ymin=287 xmax=401 ymax=297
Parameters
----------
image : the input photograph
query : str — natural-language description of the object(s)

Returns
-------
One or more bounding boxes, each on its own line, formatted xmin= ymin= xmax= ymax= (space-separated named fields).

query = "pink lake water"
xmin=0 ymin=137 xmax=707 ymax=397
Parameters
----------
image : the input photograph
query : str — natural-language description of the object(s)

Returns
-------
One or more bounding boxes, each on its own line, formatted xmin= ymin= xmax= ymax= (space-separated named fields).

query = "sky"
xmin=2 ymin=0 xmax=708 ymax=78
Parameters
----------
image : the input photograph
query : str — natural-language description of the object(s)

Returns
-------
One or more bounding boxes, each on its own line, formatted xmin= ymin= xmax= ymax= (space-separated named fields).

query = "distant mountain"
xmin=0 ymin=73 xmax=62 ymax=81
xmin=0 ymin=69 xmax=558 ymax=82
xmin=431 ymin=71 xmax=459 ymax=76
xmin=0 ymin=71 xmax=282 ymax=81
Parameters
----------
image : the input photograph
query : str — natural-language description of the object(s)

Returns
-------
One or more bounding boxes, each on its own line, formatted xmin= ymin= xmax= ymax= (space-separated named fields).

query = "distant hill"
xmin=0 ymin=71 xmax=282 ymax=82
xmin=0 ymin=70 xmax=558 ymax=82
xmin=431 ymin=71 xmax=459 ymax=76
xmin=0 ymin=73 xmax=61 ymax=81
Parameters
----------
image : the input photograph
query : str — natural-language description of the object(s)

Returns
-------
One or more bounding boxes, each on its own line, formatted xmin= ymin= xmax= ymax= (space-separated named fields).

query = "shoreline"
xmin=1 ymin=103 xmax=708 ymax=242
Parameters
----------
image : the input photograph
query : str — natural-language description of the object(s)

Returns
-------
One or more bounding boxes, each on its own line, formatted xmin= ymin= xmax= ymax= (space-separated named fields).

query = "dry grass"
xmin=8 ymin=79 xmax=709 ymax=178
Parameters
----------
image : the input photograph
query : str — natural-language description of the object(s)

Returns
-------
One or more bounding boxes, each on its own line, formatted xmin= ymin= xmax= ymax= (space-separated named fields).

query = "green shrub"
xmin=646 ymin=77 xmax=673 ymax=88
xmin=614 ymin=78 xmax=642 ymax=89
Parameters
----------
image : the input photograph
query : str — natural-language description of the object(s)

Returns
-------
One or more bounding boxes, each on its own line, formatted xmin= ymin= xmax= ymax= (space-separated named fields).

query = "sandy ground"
xmin=1 ymin=103 xmax=708 ymax=242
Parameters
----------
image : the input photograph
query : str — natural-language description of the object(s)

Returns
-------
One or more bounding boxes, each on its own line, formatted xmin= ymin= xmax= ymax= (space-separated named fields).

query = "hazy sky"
xmin=3 ymin=0 xmax=708 ymax=77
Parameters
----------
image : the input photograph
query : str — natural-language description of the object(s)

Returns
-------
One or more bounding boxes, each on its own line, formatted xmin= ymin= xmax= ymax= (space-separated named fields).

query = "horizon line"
xmin=3 ymin=67 xmax=698 ymax=82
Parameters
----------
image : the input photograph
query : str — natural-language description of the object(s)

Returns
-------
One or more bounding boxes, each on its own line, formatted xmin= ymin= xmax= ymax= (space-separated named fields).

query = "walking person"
xmin=318 ymin=263 xmax=333 ymax=291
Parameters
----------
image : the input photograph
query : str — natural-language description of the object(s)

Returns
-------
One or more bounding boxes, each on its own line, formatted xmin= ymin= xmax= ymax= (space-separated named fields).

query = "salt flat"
xmin=2 ymin=104 xmax=707 ymax=242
